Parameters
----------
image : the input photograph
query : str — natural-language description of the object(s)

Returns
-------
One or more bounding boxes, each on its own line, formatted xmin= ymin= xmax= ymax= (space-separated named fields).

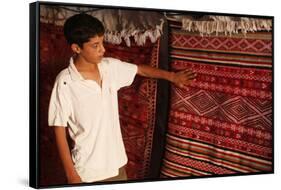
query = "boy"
xmin=48 ymin=13 xmax=196 ymax=184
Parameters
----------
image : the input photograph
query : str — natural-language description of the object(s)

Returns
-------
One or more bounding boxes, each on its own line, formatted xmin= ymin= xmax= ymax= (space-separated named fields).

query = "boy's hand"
xmin=67 ymin=172 xmax=82 ymax=184
xmin=171 ymin=69 xmax=197 ymax=88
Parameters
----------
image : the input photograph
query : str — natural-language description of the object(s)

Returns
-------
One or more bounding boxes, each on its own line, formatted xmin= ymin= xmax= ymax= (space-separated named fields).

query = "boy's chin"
xmin=97 ymin=56 xmax=103 ymax=62
xmin=91 ymin=57 xmax=103 ymax=64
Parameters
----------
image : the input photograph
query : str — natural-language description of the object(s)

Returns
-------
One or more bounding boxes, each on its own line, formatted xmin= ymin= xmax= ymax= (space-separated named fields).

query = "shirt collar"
xmin=68 ymin=57 xmax=104 ymax=82
xmin=68 ymin=57 xmax=84 ymax=81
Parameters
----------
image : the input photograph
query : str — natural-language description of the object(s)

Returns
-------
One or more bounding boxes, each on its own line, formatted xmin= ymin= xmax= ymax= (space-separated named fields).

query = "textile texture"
xmin=40 ymin=5 xmax=164 ymax=47
xmin=160 ymin=21 xmax=272 ymax=178
xmin=105 ymin=38 xmax=160 ymax=180
xmin=166 ymin=14 xmax=272 ymax=36
xmin=39 ymin=23 xmax=160 ymax=186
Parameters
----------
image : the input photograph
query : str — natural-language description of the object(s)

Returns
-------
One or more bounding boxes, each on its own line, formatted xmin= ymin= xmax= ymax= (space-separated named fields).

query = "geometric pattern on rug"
xmin=171 ymin=33 xmax=272 ymax=56
xmin=161 ymin=21 xmax=273 ymax=178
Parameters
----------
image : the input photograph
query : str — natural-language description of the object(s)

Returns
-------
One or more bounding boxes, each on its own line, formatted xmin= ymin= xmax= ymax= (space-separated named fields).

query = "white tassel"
xmin=181 ymin=16 xmax=272 ymax=36
xmin=103 ymin=19 xmax=164 ymax=47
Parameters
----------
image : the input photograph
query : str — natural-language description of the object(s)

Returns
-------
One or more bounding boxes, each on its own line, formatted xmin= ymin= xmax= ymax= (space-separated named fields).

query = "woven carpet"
xmin=39 ymin=23 xmax=162 ymax=186
xmin=160 ymin=21 xmax=273 ymax=178
xmin=105 ymin=39 xmax=161 ymax=180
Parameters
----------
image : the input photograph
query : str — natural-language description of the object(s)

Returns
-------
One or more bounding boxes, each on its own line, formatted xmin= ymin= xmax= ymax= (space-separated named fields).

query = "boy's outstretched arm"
xmin=137 ymin=64 xmax=197 ymax=88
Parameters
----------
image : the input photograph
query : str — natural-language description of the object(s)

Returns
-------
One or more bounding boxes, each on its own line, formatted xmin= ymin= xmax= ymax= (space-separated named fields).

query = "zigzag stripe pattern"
xmin=171 ymin=34 xmax=272 ymax=55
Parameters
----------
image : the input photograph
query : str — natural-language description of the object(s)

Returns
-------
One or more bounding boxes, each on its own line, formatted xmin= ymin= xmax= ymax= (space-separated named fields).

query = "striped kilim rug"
xmin=160 ymin=23 xmax=273 ymax=177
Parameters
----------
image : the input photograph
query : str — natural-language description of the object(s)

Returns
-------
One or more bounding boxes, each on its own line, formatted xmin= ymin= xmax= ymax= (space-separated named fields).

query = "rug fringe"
xmin=104 ymin=19 xmax=164 ymax=47
xmin=181 ymin=16 xmax=272 ymax=36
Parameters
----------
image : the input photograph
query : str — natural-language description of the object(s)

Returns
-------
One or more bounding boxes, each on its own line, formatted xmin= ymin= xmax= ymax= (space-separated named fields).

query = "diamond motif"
xmin=210 ymin=38 xmax=223 ymax=48
xmin=224 ymin=39 xmax=236 ymax=49
xmin=188 ymin=91 xmax=217 ymax=114
xmin=187 ymin=37 xmax=198 ymax=46
xmin=238 ymin=40 xmax=248 ymax=50
xmin=253 ymin=40 xmax=265 ymax=50
xmin=221 ymin=98 xmax=257 ymax=122
xmin=244 ymin=97 xmax=272 ymax=113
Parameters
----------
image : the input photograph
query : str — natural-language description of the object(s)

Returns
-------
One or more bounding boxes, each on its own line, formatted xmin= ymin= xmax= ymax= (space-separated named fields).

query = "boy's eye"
xmin=91 ymin=42 xmax=104 ymax=49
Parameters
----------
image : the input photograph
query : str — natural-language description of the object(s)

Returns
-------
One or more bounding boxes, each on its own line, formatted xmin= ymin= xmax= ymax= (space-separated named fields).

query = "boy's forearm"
xmin=137 ymin=64 xmax=175 ymax=82
xmin=54 ymin=127 xmax=80 ymax=180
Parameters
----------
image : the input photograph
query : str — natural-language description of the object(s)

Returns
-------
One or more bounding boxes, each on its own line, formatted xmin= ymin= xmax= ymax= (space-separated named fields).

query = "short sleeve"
xmin=110 ymin=58 xmax=138 ymax=90
xmin=48 ymin=80 xmax=72 ymax=127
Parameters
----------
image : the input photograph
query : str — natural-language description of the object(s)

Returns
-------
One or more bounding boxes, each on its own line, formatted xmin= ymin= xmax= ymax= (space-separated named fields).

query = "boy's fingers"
xmin=189 ymin=75 xmax=196 ymax=79
xmin=183 ymin=70 xmax=196 ymax=75
xmin=178 ymin=69 xmax=197 ymax=78
xmin=183 ymin=70 xmax=193 ymax=74
xmin=185 ymin=72 xmax=197 ymax=79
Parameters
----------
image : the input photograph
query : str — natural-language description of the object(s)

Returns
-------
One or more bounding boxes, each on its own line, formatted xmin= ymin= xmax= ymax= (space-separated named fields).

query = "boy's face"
xmin=75 ymin=35 xmax=106 ymax=65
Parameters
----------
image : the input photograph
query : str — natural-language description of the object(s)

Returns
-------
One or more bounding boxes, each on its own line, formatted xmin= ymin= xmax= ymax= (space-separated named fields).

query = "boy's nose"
xmin=101 ymin=45 xmax=106 ymax=53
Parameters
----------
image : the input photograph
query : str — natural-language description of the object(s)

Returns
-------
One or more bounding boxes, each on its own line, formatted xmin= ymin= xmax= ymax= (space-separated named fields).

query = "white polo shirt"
xmin=48 ymin=57 xmax=138 ymax=182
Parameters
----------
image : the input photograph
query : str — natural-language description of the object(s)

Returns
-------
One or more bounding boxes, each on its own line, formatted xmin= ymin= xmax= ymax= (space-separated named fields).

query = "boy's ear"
xmin=71 ymin=43 xmax=81 ymax=54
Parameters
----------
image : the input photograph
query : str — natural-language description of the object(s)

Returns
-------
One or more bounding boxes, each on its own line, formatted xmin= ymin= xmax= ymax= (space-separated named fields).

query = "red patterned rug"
xmin=39 ymin=23 xmax=161 ymax=186
xmin=105 ymin=38 xmax=160 ymax=180
xmin=160 ymin=22 xmax=272 ymax=178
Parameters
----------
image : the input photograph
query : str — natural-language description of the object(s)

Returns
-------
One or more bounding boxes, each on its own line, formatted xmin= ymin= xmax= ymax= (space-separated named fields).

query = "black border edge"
xmin=29 ymin=1 xmax=39 ymax=189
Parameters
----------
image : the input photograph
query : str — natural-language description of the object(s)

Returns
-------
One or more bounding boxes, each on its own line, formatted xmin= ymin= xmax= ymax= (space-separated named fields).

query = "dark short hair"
xmin=63 ymin=13 xmax=105 ymax=47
